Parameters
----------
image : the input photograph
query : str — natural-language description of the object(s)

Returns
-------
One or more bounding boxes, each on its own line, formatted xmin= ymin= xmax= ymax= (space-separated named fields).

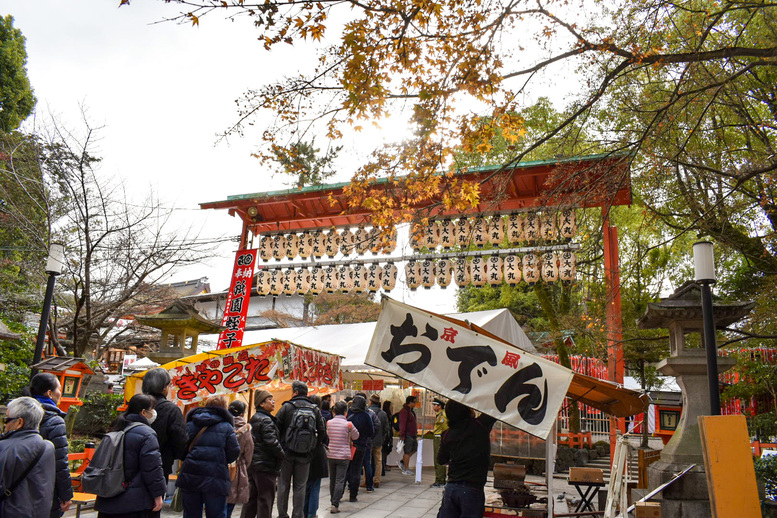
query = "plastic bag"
xmin=396 ymin=439 xmax=405 ymax=455
xmin=170 ymin=487 xmax=184 ymax=512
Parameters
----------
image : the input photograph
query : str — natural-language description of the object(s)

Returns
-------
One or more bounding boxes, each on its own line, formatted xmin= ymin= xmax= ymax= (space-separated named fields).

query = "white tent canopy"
xmin=234 ymin=308 xmax=536 ymax=369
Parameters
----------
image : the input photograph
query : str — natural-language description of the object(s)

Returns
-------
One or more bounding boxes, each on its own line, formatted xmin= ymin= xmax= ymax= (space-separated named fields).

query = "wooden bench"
xmin=72 ymin=492 xmax=97 ymax=518
xmin=68 ymin=443 xmax=96 ymax=492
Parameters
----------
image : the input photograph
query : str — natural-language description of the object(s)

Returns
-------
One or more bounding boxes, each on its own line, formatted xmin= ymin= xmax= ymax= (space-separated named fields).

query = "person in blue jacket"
xmin=345 ymin=395 xmax=373 ymax=503
xmin=177 ymin=395 xmax=240 ymax=518
xmin=29 ymin=373 xmax=73 ymax=517
xmin=94 ymin=393 xmax=166 ymax=517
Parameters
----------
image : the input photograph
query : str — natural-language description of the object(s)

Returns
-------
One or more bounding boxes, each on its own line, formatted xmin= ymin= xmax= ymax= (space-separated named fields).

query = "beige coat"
xmin=227 ymin=416 xmax=254 ymax=504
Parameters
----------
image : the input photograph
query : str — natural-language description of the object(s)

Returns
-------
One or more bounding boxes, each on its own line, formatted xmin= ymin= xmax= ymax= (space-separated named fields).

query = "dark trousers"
xmin=362 ymin=445 xmax=374 ymax=490
xmin=302 ymin=477 xmax=321 ymax=518
xmin=241 ymin=470 xmax=277 ymax=518
xmin=437 ymin=482 xmax=485 ymax=518
xmin=328 ymin=458 xmax=349 ymax=507
xmin=347 ymin=446 xmax=367 ymax=498
xmin=97 ymin=512 xmax=160 ymax=518
xmin=182 ymin=490 xmax=227 ymax=518
xmin=277 ymin=456 xmax=310 ymax=518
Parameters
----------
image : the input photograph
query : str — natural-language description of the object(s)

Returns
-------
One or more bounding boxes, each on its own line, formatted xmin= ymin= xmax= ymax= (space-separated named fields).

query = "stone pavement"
xmin=65 ymin=466 xmax=578 ymax=517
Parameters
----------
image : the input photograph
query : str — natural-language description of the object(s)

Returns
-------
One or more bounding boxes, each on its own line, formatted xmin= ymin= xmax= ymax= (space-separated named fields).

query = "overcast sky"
xmin=3 ymin=0 xmax=462 ymax=312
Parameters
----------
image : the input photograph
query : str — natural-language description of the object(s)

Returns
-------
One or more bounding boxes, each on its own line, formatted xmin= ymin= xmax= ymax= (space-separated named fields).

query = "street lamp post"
xmin=693 ymin=240 xmax=720 ymax=415
xmin=31 ymin=243 xmax=65 ymax=378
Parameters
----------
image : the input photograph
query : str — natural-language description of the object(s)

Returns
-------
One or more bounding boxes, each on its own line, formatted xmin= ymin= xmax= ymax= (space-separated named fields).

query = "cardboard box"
xmin=569 ymin=467 xmax=604 ymax=483
xmin=634 ymin=501 xmax=661 ymax=518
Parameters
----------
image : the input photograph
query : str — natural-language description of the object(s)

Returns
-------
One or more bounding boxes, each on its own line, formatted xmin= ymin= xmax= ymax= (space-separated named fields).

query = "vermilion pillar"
xmin=603 ymin=211 xmax=625 ymax=461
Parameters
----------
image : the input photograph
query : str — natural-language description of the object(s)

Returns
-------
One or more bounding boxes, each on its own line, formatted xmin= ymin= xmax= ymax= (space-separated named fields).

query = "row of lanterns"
xmin=257 ymin=209 xmax=578 ymax=262
xmin=254 ymin=251 xmax=576 ymax=296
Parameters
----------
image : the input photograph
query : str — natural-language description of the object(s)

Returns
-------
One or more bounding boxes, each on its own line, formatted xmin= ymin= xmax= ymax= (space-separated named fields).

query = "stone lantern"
xmin=639 ymin=281 xmax=753 ymax=517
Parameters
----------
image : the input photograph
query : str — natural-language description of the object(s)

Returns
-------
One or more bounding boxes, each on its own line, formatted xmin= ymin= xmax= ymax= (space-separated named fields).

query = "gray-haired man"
xmin=0 ymin=396 xmax=56 ymax=518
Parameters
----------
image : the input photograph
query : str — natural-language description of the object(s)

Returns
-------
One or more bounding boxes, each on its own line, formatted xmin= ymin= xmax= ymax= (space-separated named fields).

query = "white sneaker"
xmin=402 ymin=469 xmax=413 ymax=475
xmin=397 ymin=459 xmax=406 ymax=471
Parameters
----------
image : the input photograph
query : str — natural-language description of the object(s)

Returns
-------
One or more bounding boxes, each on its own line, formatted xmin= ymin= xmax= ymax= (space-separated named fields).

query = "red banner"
xmin=217 ymin=249 xmax=257 ymax=350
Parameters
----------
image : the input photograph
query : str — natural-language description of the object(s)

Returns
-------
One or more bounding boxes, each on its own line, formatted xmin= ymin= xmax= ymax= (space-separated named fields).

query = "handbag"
xmin=170 ymin=425 xmax=210 ymax=512
xmin=228 ymin=462 xmax=238 ymax=481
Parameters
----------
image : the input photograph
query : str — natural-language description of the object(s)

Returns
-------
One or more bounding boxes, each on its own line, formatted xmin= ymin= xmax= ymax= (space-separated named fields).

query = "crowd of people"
xmin=0 ymin=370 xmax=495 ymax=518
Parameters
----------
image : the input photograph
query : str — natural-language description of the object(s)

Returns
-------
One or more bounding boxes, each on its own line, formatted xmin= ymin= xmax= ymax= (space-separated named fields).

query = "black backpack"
xmin=391 ymin=412 xmax=401 ymax=432
xmin=283 ymin=401 xmax=318 ymax=454
xmin=82 ymin=422 xmax=143 ymax=497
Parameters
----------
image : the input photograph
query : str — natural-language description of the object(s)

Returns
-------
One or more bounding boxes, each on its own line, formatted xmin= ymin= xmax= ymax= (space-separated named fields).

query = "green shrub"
xmin=756 ymin=455 xmax=777 ymax=501
xmin=72 ymin=392 xmax=124 ymax=436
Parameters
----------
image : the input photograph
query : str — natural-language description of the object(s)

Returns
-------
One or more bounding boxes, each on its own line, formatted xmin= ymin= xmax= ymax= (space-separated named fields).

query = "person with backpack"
xmin=302 ymin=395 xmax=328 ymax=518
xmin=28 ymin=373 xmax=72 ymax=517
xmin=142 ymin=368 xmax=188 ymax=483
xmin=275 ymin=381 xmax=327 ymax=518
xmin=227 ymin=400 xmax=254 ymax=518
xmin=92 ymin=394 xmax=166 ymax=518
xmin=368 ymin=394 xmax=390 ymax=488
xmin=0 ymin=397 xmax=56 ymax=518
xmin=345 ymin=395 xmax=373 ymax=502
xmin=241 ymin=390 xmax=284 ymax=518
xmin=177 ymin=395 xmax=240 ymax=518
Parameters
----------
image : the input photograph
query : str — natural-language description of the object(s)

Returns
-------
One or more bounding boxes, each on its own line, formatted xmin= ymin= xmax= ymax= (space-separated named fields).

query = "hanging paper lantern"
xmin=295 ymin=268 xmax=311 ymax=295
xmin=324 ymin=229 xmax=341 ymax=258
xmin=259 ymin=236 xmax=273 ymax=262
xmin=255 ymin=269 xmax=270 ymax=296
xmin=323 ymin=266 xmax=338 ymax=293
xmin=269 ymin=269 xmax=283 ymax=296
xmin=285 ymin=234 xmax=299 ymax=260
xmin=470 ymin=256 xmax=487 ymax=286
xmin=522 ymin=252 xmax=540 ymax=285
xmin=486 ymin=255 xmax=503 ymax=286
xmin=502 ymin=255 xmax=522 ymax=286
xmin=541 ymin=251 xmax=559 ymax=282
xmin=410 ymin=225 xmax=424 ymax=252
xmin=559 ymin=209 xmax=577 ymax=240
xmin=369 ymin=227 xmax=382 ymax=255
xmin=352 ymin=264 xmax=367 ymax=293
xmin=439 ymin=219 xmax=455 ymax=250
xmin=436 ymin=258 xmax=453 ymax=288
xmin=340 ymin=228 xmax=356 ymax=255
xmin=309 ymin=267 xmax=324 ymax=295
xmin=524 ymin=212 xmax=539 ymax=243
xmin=472 ymin=218 xmax=488 ymax=248
xmin=405 ymin=260 xmax=422 ymax=290
xmin=367 ymin=263 xmax=383 ymax=292
xmin=487 ymin=216 xmax=505 ymax=246
xmin=507 ymin=213 xmax=524 ymax=245
xmin=272 ymin=234 xmax=286 ymax=261
xmin=355 ymin=226 xmax=370 ymax=255
xmin=455 ymin=218 xmax=471 ymax=247
xmin=559 ymin=251 xmax=577 ymax=283
xmin=540 ymin=213 xmax=557 ymax=241
xmin=282 ymin=269 xmax=297 ymax=296
xmin=382 ymin=226 xmax=398 ymax=254
xmin=424 ymin=221 xmax=440 ymax=250
xmin=420 ymin=260 xmax=436 ymax=289
xmin=381 ymin=263 xmax=397 ymax=291
xmin=337 ymin=266 xmax=353 ymax=293
xmin=454 ymin=257 xmax=471 ymax=287
xmin=298 ymin=232 xmax=313 ymax=259
xmin=311 ymin=230 xmax=325 ymax=259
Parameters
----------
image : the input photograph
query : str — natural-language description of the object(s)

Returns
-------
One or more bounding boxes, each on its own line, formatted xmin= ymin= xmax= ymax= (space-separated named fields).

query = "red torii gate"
xmin=201 ymin=152 xmax=630 ymax=443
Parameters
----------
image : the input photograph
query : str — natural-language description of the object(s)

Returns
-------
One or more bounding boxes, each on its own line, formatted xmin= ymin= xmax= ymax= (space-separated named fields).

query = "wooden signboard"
xmin=699 ymin=414 xmax=760 ymax=518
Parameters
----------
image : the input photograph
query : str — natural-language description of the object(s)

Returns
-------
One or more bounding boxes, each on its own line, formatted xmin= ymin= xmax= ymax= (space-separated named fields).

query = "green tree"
xmin=0 ymin=16 xmax=35 ymax=132
xmin=270 ymin=140 xmax=342 ymax=188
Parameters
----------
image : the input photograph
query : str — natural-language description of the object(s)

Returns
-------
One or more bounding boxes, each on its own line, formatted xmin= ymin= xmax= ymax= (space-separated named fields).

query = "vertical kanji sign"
xmin=217 ymin=249 xmax=258 ymax=350
xmin=365 ymin=297 xmax=574 ymax=439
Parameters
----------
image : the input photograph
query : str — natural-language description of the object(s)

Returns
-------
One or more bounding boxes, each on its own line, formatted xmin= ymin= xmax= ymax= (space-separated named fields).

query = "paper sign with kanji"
xmin=365 ymin=297 xmax=574 ymax=439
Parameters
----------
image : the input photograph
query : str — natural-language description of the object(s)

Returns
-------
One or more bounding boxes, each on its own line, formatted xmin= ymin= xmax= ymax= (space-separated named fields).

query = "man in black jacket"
xmin=437 ymin=400 xmax=497 ymax=518
xmin=242 ymin=389 xmax=284 ymax=518
xmin=142 ymin=368 xmax=188 ymax=481
xmin=275 ymin=381 xmax=327 ymax=518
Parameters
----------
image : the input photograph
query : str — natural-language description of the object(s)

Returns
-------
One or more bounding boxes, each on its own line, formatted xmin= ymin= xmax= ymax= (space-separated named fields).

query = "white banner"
xmin=365 ymin=297 xmax=573 ymax=439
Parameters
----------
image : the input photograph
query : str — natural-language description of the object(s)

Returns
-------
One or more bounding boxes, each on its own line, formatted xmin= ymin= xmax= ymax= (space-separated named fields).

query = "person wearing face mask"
xmin=28 ymin=373 xmax=73 ymax=517
xmin=142 ymin=368 xmax=188 ymax=482
xmin=94 ymin=394 xmax=166 ymax=518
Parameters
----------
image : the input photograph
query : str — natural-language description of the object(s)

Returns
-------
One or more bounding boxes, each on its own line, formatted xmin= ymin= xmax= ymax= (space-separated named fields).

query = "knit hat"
xmin=370 ymin=394 xmax=381 ymax=404
xmin=255 ymin=389 xmax=273 ymax=405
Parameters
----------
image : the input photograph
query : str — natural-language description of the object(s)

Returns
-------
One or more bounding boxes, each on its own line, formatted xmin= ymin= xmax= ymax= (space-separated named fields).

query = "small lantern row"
xmin=411 ymin=209 xmax=578 ymax=251
xmin=254 ymin=251 xmax=575 ymax=296
xmin=258 ymin=227 xmax=398 ymax=262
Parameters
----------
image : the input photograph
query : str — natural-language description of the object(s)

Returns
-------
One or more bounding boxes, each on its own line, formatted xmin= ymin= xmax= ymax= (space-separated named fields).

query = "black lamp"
xmin=31 ymin=243 xmax=65 ymax=378
xmin=693 ymin=241 xmax=720 ymax=415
